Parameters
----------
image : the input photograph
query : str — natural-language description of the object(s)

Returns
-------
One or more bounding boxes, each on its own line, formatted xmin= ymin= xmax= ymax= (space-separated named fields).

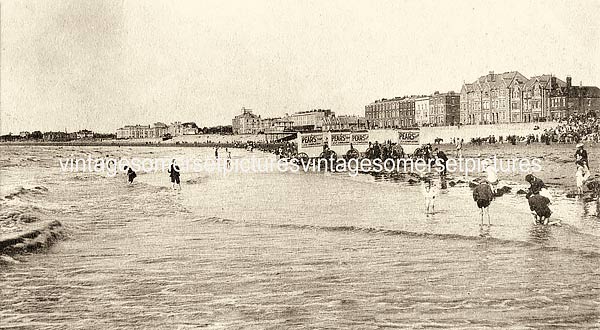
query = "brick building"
xmin=430 ymin=91 xmax=460 ymax=126
xmin=365 ymin=96 xmax=418 ymax=129
xmin=548 ymin=77 xmax=600 ymax=119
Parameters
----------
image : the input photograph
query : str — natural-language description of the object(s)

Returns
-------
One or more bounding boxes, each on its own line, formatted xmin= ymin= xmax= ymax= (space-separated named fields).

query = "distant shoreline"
xmin=0 ymin=140 xmax=284 ymax=150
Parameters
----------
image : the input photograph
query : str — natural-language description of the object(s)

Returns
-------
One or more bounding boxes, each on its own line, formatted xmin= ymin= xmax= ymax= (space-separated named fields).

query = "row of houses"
xmin=115 ymin=122 xmax=199 ymax=139
xmin=366 ymin=71 xmax=600 ymax=128
xmin=232 ymin=107 xmax=367 ymax=134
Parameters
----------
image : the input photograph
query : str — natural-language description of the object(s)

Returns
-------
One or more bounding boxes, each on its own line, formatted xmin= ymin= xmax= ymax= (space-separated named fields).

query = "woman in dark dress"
xmin=168 ymin=159 xmax=181 ymax=190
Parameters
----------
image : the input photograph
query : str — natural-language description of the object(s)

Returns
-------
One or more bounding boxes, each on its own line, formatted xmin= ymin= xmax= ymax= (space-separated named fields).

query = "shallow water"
xmin=0 ymin=145 xmax=599 ymax=329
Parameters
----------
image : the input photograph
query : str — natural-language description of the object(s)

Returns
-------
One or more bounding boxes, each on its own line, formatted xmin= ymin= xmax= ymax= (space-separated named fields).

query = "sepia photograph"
xmin=1 ymin=0 xmax=599 ymax=328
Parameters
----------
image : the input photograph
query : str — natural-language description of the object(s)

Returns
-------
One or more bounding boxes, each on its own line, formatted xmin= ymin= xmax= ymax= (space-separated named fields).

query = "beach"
xmin=1 ymin=144 xmax=599 ymax=329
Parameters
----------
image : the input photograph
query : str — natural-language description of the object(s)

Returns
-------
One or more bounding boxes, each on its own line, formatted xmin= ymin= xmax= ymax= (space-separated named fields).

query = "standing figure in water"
xmin=455 ymin=139 xmax=463 ymax=158
xmin=125 ymin=166 xmax=136 ymax=184
xmin=168 ymin=159 xmax=181 ymax=190
xmin=575 ymin=143 xmax=588 ymax=168
xmin=576 ymin=160 xmax=590 ymax=196
xmin=528 ymin=192 xmax=552 ymax=225
xmin=482 ymin=159 xmax=498 ymax=194
xmin=422 ymin=179 xmax=438 ymax=214
xmin=473 ymin=179 xmax=494 ymax=225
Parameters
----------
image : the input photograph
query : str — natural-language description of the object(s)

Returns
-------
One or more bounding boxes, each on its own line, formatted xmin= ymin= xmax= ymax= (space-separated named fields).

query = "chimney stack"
xmin=566 ymin=76 xmax=572 ymax=89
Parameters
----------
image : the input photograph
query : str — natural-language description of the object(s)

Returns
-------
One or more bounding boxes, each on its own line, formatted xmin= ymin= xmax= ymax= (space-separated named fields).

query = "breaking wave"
xmin=2 ymin=186 xmax=48 ymax=200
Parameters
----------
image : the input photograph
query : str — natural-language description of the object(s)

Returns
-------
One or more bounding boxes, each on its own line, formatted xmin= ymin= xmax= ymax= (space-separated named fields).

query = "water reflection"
xmin=479 ymin=224 xmax=491 ymax=238
xmin=528 ymin=223 xmax=553 ymax=243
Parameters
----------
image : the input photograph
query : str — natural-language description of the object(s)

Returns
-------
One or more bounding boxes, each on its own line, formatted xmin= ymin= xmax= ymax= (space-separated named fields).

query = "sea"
xmin=0 ymin=145 xmax=598 ymax=329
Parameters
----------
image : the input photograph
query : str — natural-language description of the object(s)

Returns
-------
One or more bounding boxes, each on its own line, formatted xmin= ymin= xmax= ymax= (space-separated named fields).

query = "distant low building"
xmin=0 ymin=134 xmax=20 ymax=142
xmin=181 ymin=122 xmax=199 ymax=135
xmin=168 ymin=121 xmax=198 ymax=135
xmin=288 ymin=109 xmax=334 ymax=131
xmin=261 ymin=117 xmax=294 ymax=133
xmin=153 ymin=122 xmax=168 ymax=137
xmin=43 ymin=131 xmax=71 ymax=141
xmin=117 ymin=125 xmax=150 ymax=139
xmin=116 ymin=122 xmax=172 ymax=139
xmin=76 ymin=129 xmax=94 ymax=139
xmin=321 ymin=115 xmax=366 ymax=131
xmin=19 ymin=131 xmax=30 ymax=138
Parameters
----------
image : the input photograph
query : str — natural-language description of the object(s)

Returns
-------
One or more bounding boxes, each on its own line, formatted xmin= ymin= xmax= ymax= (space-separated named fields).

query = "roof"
xmin=464 ymin=71 xmax=528 ymax=91
xmin=234 ymin=111 xmax=260 ymax=119
xmin=569 ymin=86 xmax=600 ymax=98
xmin=524 ymin=75 xmax=566 ymax=90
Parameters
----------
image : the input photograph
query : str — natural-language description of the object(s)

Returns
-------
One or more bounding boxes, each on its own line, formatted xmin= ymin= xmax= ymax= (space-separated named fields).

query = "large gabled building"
xmin=461 ymin=71 xmax=600 ymax=123
xmin=522 ymin=75 xmax=566 ymax=121
xmin=460 ymin=71 xmax=529 ymax=124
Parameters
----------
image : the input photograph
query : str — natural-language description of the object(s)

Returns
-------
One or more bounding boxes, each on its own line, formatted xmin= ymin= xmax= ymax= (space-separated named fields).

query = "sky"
xmin=1 ymin=0 xmax=599 ymax=134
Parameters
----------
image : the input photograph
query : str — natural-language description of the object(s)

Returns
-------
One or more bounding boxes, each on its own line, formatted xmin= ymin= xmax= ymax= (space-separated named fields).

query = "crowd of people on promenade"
xmin=463 ymin=114 xmax=600 ymax=146
xmin=549 ymin=114 xmax=600 ymax=143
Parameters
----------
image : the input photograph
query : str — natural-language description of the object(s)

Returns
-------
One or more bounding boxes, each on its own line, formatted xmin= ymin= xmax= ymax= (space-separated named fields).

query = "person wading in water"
xmin=168 ymin=159 xmax=181 ymax=190
xmin=125 ymin=166 xmax=136 ymax=184
xmin=473 ymin=179 xmax=494 ymax=225
xmin=575 ymin=143 xmax=589 ymax=169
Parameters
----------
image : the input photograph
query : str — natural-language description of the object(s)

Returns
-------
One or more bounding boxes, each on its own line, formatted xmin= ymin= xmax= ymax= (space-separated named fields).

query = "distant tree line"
xmin=200 ymin=125 xmax=233 ymax=134
xmin=1 ymin=125 xmax=234 ymax=142
xmin=0 ymin=131 xmax=116 ymax=142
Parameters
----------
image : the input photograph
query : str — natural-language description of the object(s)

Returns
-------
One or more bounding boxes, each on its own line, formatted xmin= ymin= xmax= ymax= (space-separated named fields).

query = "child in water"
xmin=422 ymin=180 xmax=438 ymax=214
xmin=576 ymin=160 xmax=590 ymax=195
